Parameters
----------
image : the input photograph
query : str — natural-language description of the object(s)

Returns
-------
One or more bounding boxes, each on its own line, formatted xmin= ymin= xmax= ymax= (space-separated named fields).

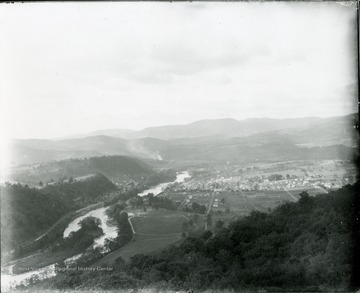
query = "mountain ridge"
xmin=8 ymin=113 xmax=358 ymax=165
xmin=52 ymin=114 xmax=355 ymax=141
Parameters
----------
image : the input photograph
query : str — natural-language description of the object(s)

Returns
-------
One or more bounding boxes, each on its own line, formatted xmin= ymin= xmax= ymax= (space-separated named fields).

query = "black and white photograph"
xmin=0 ymin=1 xmax=359 ymax=292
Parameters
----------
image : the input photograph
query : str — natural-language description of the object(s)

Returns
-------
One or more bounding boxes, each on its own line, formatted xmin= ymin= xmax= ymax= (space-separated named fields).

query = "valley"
xmin=1 ymin=114 xmax=358 ymax=292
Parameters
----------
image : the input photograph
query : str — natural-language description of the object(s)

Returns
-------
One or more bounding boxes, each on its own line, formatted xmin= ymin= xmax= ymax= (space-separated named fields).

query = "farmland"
xmin=93 ymin=209 xmax=187 ymax=266
xmin=160 ymin=187 xmax=327 ymax=231
xmin=131 ymin=210 xmax=187 ymax=235
xmin=164 ymin=188 xmax=322 ymax=214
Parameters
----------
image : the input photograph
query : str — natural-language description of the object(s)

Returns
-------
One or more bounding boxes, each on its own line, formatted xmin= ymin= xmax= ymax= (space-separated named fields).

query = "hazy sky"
xmin=0 ymin=2 xmax=357 ymax=139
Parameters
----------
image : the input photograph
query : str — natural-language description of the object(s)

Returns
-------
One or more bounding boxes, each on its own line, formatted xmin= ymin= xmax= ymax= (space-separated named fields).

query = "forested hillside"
xmin=1 ymin=174 xmax=116 ymax=253
xmin=30 ymin=183 xmax=359 ymax=291
xmin=159 ymin=137 xmax=356 ymax=162
xmin=10 ymin=155 xmax=157 ymax=185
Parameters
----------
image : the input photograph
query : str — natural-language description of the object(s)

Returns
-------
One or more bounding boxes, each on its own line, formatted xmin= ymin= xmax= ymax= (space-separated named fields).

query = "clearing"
xmin=93 ymin=209 xmax=187 ymax=266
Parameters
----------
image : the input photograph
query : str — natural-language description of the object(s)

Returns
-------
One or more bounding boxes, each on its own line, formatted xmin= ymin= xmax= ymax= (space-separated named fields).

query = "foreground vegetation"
xmin=25 ymin=183 xmax=359 ymax=291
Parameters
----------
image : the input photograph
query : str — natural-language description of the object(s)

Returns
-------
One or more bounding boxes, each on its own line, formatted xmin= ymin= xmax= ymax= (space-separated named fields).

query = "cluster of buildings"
xmin=167 ymin=172 xmax=346 ymax=193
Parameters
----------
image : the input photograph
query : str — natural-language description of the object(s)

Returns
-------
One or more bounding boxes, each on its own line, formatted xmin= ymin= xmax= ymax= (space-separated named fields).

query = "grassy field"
xmin=287 ymin=187 xmax=326 ymax=197
xmin=247 ymin=191 xmax=293 ymax=211
xmin=215 ymin=191 xmax=298 ymax=214
xmin=220 ymin=188 xmax=326 ymax=215
xmin=94 ymin=234 xmax=183 ymax=266
xmin=93 ymin=209 xmax=187 ymax=267
xmin=131 ymin=210 xmax=186 ymax=235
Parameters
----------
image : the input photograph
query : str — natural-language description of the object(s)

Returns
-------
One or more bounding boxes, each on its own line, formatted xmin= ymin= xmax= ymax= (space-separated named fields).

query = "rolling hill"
xmin=8 ymin=113 xmax=357 ymax=166
xmin=9 ymin=136 xmax=165 ymax=165
xmin=8 ymin=155 xmax=158 ymax=185
xmin=129 ymin=117 xmax=322 ymax=140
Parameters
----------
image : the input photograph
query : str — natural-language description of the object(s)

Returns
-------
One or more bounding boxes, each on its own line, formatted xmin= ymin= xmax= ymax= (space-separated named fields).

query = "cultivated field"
xmin=94 ymin=209 xmax=187 ymax=266
xmin=220 ymin=191 xmax=290 ymax=214
xmin=214 ymin=189 xmax=322 ymax=214
xmin=131 ymin=210 xmax=186 ymax=235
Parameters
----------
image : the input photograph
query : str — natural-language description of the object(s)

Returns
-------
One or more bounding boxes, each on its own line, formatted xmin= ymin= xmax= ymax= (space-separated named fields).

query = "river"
xmin=63 ymin=207 xmax=118 ymax=246
xmin=138 ymin=171 xmax=190 ymax=197
xmin=1 ymin=171 xmax=190 ymax=291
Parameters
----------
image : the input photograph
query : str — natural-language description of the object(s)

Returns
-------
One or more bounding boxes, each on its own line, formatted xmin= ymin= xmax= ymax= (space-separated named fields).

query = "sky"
xmin=0 ymin=1 xmax=358 ymax=139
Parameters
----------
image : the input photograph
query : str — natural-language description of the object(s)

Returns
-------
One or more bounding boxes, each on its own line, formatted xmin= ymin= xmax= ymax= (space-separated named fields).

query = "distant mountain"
xmin=10 ymin=143 xmax=102 ymax=165
xmin=157 ymin=135 xmax=356 ymax=163
xmin=136 ymin=113 xmax=357 ymax=162
xmin=52 ymin=117 xmax=323 ymax=141
xmin=10 ymin=136 xmax=165 ymax=165
xmin=278 ymin=114 xmax=358 ymax=146
xmin=50 ymin=114 xmax=357 ymax=142
xmin=9 ymin=114 xmax=357 ymax=166
xmin=55 ymin=129 xmax=135 ymax=140
xmin=55 ymin=136 xmax=131 ymax=155
xmin=129 ymin=117 xmax=322 ymax=140
xmin=87 ymin=128 xmax=135 ymax=138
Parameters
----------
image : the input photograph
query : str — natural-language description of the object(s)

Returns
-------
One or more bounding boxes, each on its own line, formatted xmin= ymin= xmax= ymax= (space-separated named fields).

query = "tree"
xmin=188 ymin=219 xmax=195 ymax=231
xmin=225 ymin=204 xmax=230 ymax=213
xmin=192 ymin=202 xmax=199 ymax=211
xmin=115 ymin=256 xmax=125 ymax=266
xmin=79 ymin=216 xmax=101 ymax=231
xmin=268 ymin=174 xmax=284 ymax=181
xmin=201 ymin=230 xmax=213 ymax=240
xmin=206 ymin=214 xmax=212 ymax=228
xmin=130 ymin=196 xmax=144 ymax=208
xmin=299 ymin=191 xmax=312 ymax=206
xmin=182 ymin=221 xmax=189 ymax=232
xmin=193 ymin=214 xmax=200 ymax=222
xmin=215 ymin=220 xmax=224 ymax=232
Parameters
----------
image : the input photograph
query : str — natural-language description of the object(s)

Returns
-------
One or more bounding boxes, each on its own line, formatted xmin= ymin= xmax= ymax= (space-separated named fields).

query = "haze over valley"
xmin=1 ymin=2 xmax=359 ymax=292
xmin=2 ymin=111 xmax=358 ymax=292
xmin=7 ymin=113 xmax=357 ymax=167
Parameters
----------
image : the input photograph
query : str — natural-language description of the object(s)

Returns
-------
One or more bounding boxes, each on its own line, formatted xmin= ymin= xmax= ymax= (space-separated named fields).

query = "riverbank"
xmin=2 ymin=202 xmax=104 ymax=267
xmin=138 ymin=171 xmax=190 ymax=197
xmin=1 ymin=171 xmax=191 ymax=291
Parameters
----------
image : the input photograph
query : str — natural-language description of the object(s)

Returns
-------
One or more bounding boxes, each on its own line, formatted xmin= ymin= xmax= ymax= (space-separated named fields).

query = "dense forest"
xmin=1 ymin=174 xmax=116 ymax=253
xmin=42 ymin=173 xmax=117 ymax=206
xmin=9 ymin=155 xmax=171 ymax=185
xmin=27 ymin=183 xmax=359 ymax=291
xmin=161 ymin=141 xmax=357 ymax=163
